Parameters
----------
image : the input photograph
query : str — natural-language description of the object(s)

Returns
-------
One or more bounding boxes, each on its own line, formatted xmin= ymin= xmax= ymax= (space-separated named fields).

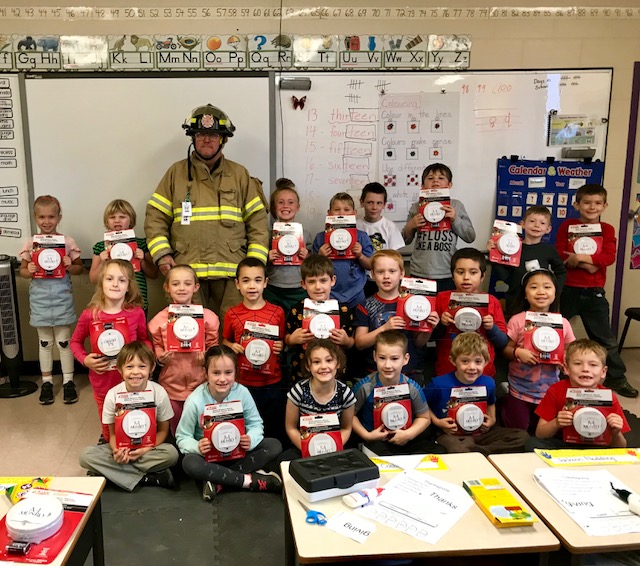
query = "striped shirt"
xmin=288 ymin=378 xmax=356 ymax=416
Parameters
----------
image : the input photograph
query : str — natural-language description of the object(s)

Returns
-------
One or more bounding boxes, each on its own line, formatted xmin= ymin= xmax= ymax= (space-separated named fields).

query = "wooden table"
xmin=490 ymin=453 xmax=640 ymax=563
xmin=0 ymin=477 xmax=106 ymax=566
xmin=282 ymin=453 xmax=560 ymax=565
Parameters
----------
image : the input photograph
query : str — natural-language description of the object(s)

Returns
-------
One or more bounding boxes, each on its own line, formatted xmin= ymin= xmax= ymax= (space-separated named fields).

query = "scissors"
xmin=298 ymin=500 xmax=327 ymax=525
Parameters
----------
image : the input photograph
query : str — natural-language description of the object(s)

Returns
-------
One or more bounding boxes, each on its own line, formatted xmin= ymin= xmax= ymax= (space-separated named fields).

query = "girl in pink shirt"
xmin=148 ymin=265 xmax=220 ymax=434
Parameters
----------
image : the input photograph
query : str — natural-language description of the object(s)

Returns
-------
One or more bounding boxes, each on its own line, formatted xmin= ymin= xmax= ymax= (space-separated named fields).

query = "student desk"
xmin=490 ymin=453 xmax=640 ymax=563
xmin=281 ymin=453 xmax=560 ymax=565
xmin=0 ymin=477 xmax=106 ymax=566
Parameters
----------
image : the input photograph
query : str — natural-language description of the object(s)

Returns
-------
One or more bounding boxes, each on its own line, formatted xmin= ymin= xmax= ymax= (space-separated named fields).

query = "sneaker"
xmin=39 ymin=382 xmax=54 ymax=405
xmin=97 ymin=435 xmax=108 ymax=445
xmin=605 ymin=380 xmax=639 ymax=398
xmin=250 ymin=470 xmax=282 ymax=493
xmin=63 ymin=382 xmax=78 ymax=404
xmin=142 ymin=469 xmax=175 ymax=489
xmin=202 ymin=481 xmax=223 ymax=501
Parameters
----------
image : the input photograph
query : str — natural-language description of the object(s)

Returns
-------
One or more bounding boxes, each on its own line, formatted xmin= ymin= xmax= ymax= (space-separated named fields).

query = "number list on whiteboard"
xmin=0 ymin=75 xmax=30 ymax=255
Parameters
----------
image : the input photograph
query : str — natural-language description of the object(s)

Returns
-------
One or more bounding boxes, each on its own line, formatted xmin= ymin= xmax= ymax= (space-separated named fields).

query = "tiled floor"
xmin=1 ymin=349 xmax=639 ymax=477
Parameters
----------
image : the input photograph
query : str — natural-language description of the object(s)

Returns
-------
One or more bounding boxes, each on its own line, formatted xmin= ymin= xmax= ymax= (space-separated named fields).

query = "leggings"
xmin=36 ymin=325 xmax=74 ymax=379
xmin=182 ymin=438 xmax=282 ymax=488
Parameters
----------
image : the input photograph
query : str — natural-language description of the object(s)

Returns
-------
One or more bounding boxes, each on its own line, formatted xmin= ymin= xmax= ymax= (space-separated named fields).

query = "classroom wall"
xmin=4 ymin=0 xmax=640 ymax=361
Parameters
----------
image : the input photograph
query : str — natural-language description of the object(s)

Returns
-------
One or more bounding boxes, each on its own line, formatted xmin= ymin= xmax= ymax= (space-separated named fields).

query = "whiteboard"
xmin=25 ymin=74 xmax=270 ymax=255
xmin=275 ymin=70 xmax=612 ymax=246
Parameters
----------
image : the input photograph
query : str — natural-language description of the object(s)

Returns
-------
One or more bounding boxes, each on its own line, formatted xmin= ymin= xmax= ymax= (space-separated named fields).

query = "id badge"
xmin=181 ymin=201 xmax=192 ymax=225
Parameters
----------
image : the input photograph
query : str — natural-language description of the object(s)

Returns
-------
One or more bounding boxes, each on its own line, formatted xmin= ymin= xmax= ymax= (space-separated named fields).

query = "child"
xmin=556 ymin=184 xmax=638 ymax=398
xmin=79 ymin=342 xmax=179 ymax=490
xmin=148 ymin=265 xmax=220 ymax=435
xmin=435 ymin=248 xmax=508 ymax=377
xmin=402 ymin=163 xmax=475 ymax=292
xmin=176 ymin=345 xmax=283 ymax=500
xmin=222 ymin=258 xmax=286 ymax=441
xmin=313 ymin=192 xmax=374 ymax=308
xmin=19 ymin=195 xmax=83 ymax=405
xmin=357 ymin=182 xmax=405 ymax=252
xmin=352 ymin=330 xmax=444 ymax=456
xmin=71 ymin=259 xmax=151 ymax=442
xmin=89 ymin=199 xmax=158 ymax=313
xmin=265 ymin=178 xmax=311 ymax=312
xmin=281 ymin=339 xmax=355 ymax=462
xmin=354 ymin=250 xmax=439 ymax=381
xmin=425 ymin=333 xmax=529 ymax=454
xmin=527 ymin=339 xmax=629 ymax=451
xmin=488 ymin=205 xmax=566 ymax=318
xmin=502 ymin=269 xmax=576 ymax=432
xmin=285 ymin=255 xmax=355 ymax=384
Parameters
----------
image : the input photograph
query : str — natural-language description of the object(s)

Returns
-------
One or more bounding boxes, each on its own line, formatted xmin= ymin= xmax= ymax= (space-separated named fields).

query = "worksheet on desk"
xmin=360 ymin=470 xmax=472 ymax=544
xmin=534 ymin=468 xmax=640 ymax=536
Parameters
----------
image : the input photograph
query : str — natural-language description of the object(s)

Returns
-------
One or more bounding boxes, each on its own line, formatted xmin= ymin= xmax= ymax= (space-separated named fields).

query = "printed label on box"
xmin=397 ymin=277 xmax=437 ymax=333
xmin=523 ymin=311 xmax=564 ymax=365
xmin=105 ymin=229 xmax=140 ymax=272
xmin=563 ymin=388 xmax=613 ymax=446
xmin=272 ymin=221 xmax=305 ymax=266
xmin=89 ymin=317 xmax=130 ymax=370
xmin=300 ymin=413 xmax=343 ymax=458
xmin=302 ymin=298 xmax=340 ymax=339
xmin=489 ymin=220 xmax=522 ymax=267
xmin=167 ymin=304 xmax=205 ymax=352
xmin=202 ymin=400 xmax=246 ymax=462
xmin=373 ymin=383 xmax=413 ymax=431
xmin=448 ymin=386 xmax=487 ymax=436
xmin=114 ymin=389 xmax=156 ymax=449
xmin=568 ymin=223 xmax=603 ymax=256
xmin=448 ymin=293 xmax=489 ymax=333
xmin=418 ymin=188 xmax=451 ymax=232
xmin=324 ymin=215 xmax=357 ymax=259
xmin=240 ymin=321 xmax=280 ymax=376
xmin=32 ymin=234 xmax=66 ymax=278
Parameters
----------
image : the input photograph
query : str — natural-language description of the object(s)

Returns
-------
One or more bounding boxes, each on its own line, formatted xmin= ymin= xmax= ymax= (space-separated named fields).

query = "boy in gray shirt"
xmin=402 ymin=163 xmax=475 ymax=291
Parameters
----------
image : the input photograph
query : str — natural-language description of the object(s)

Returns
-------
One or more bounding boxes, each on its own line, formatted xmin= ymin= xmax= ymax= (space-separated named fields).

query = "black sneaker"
xmin=250 ymin=470 xmax=282 ymax=493
xmin=605 ymin=380 xmax=639 ymax=398
xmin=39 ymin=382 xmax=54 ymax=405
xmin=97 ymin=435 xmax=108 ymax=445
xmin=143 ymin=469 xmax=175 ymax=489
xmin=202 ymin=481 xmax=223 ymax=501
xmin=63 ymin=382 xmax=78 ymax=404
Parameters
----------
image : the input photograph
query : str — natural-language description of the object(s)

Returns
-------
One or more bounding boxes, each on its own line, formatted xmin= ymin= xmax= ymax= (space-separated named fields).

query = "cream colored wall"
xmin=6 ymin=1 xmax=640 ymax=360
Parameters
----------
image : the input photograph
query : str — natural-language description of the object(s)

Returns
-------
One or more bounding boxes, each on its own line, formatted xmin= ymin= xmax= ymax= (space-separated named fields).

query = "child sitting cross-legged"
xmin=424 ymin=332 xmax=529 ymax=455
xmin=352 ymin=330 xmax=444 ymax=456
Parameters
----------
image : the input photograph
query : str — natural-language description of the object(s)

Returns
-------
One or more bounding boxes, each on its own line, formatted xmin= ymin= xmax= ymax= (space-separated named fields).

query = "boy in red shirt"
xmin=435 ymin=248 xmax=508 ymax=377
xmin=556 ymin=184 xmax=637 ymax=398
xmin=527 ymin=339 xmax=629 ymax=450
xmin=223 ymin=257 xmax=286 ymax=441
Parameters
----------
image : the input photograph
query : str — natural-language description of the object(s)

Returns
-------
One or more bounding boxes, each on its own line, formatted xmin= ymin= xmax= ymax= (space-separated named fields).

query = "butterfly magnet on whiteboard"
xmin=292 ymin=96 xmax=306 ymax=110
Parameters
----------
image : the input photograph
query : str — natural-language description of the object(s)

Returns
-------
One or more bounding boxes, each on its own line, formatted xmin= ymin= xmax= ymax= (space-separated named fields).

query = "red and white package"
xmin=202 ymin=400 xmax=246 ymax=462
xmin=32 ymin=234 xmax=66 ymax=279
xmin=324 ymin=215 xmax=357 ymax=259
xmin=447 ymin=293 xmax=490 ymax=334
xmin=302 ymin=298 xmax=340 ymax=339
xmin=105 ymin=229 xmax=140 ymax=272
xmin=167 ymin=304 xmax=205 ymax=352
xmin=300 ymin=413 xmax=343 ymax=458
xmin=418 ymin=188 xmax=451 ymax=232
xmin=397 ymin=277 xmax=437 ymax=333
xmin=114 ymin=389 xmax=156 ymax=449
xmin=489 ymin=220 xmax=522 ymax=267
xmin=272 ymin=222 xmax=305 ymax=266
xmin=568 ymin=223 xmax=603 ymax=256
xmin=523 ymin=311 xmax=565 ymax=365
xmin=240 ymin=321 xmax=280 ymax=376
xmin=562 ymin=388 xmax=614 ymax=446
xmin=447 ymin=386 xmax=487 ymax=436
xmin=373 ymin=383 xmax=413 ymax=431
xmin=89 ymin=317 xmax=130 ymax=370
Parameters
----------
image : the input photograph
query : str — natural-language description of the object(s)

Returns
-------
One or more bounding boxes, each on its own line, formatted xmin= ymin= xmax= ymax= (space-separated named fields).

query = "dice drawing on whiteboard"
xmin=407 ymin=120 xmax=419 ymax=133
xmin=429 ymin=147 xmax=441 ymax=160
xmin=384 ymin=174 xmax=397 ymax=187
xmin=407 ymin=173 xmax=420 ymax=186
xmin=406 ymin=148 xmax=418 ymax=160
xmin=431 ymin=120 xmax=442 ymax=133
xmin=385 ymin=121 xmax=396 ymax=134
xmin=383 ymin=148 xmax=396 ymax=160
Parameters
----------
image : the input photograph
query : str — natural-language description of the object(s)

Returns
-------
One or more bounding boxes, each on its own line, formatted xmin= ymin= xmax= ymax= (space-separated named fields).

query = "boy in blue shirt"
xmin=352 ymin=330 xmax=444 ymax=456
xmin=424 ymin=332 xmax=528 ymax=454
xmin=313 ymin=192 xmax=374 ymax=309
